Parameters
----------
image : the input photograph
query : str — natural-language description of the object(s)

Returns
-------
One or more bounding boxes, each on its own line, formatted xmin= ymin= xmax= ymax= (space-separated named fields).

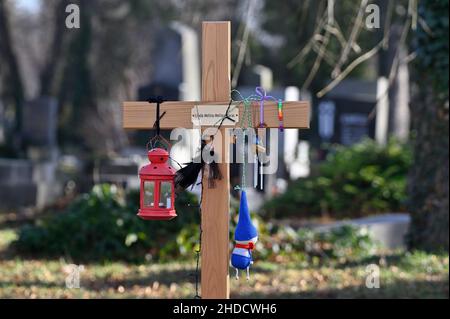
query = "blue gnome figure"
xmin=231 ymin=190 xmax=258 ymax=280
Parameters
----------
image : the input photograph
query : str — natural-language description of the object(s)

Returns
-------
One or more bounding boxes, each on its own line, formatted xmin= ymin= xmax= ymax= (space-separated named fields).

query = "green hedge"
xmin=14 ymin=184 xmax=200 ymax=262
xmin=263 ymin=139 xmax=412 ymax=219
xmin=14 ymin=183 xmax=377 ymax=263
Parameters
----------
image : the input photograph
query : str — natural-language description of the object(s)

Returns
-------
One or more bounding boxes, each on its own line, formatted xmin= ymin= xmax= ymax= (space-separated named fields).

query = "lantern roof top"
xmin=139 ymin=148 xmax=176 ymax=177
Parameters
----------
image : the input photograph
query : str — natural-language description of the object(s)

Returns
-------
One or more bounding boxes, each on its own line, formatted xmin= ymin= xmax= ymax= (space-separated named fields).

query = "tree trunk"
xmin=408 ymin=85 xmax=449 ymax=252
xmin=0 ymin=0 xmax=25 ymax=151
xmin=39 ymin=0 xmax=70 ymax=97
xmin=407 ymin=0 xmax=449 ymax=252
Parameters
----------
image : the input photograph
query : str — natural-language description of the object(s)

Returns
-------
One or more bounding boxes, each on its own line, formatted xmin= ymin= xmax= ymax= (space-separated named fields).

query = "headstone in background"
xmin=340 ymin=113 xmax=368 ymax=145
xmin=170 ymin=22 xmax=201 ymax=168
xmin=392 ymin=52 xmax=410 ymax=141
xmin=171 ymin=22 xmax=200 ymax=101
xmin=137 ymin=27 xmax=184 ymax=175
xmin=376 ymin=77 xmax=389 ymax=145
xmin=318 ymin=100 xmax=336 ymax=142
xmin=22 ymin=96 xmax=59 ymax=160
xmin=93 ymin=157 xmax=140 ymax=189
xmin=22 ymin=97 xmax=58 ymax=146
xmin=0 ymin=159 xmax=37 ymax=210
xmin=314 ymin=79 xmax=378 ymax=148
xmin=383 ymin=23 xmax=411 ymax=142
xmin=138 ymin=26 xmax=182 ymax=101
xmin=0 ymin=157 xmax=63 ymax=212
xmin=138 ymin=22 xmax=200 ymax=101
xmin=0 ymin=97 xmax=62 ymax=212
xmin=314 ymin=75 xmax=408 ymax=148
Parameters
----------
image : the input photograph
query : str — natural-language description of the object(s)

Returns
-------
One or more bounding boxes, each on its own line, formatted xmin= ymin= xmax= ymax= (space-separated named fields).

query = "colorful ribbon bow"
xmin=255 ymin=87 xmax=276 ymax=127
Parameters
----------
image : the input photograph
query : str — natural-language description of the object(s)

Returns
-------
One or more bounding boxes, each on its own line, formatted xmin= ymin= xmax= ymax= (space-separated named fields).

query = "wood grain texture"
xmin=123 ymin=101 xmax=310 ymax=129
xmin=200 ymin=21 xmax=231 ymax=299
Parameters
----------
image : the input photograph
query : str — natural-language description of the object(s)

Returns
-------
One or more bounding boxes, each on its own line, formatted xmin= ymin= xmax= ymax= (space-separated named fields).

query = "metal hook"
xmin=148 ymin=96 xmax=166 ymax=136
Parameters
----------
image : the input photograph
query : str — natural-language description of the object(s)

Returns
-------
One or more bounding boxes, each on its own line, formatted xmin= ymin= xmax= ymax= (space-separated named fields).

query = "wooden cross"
xmin=122 ymin=21 xmax=310 ymax=299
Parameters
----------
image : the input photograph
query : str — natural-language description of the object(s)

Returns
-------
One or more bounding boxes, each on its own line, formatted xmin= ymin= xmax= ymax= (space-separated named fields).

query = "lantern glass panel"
xmin=144 ymin=181 xmax=155 ymax=207
xmin=159 ymin=181 xmax=172 ymax=209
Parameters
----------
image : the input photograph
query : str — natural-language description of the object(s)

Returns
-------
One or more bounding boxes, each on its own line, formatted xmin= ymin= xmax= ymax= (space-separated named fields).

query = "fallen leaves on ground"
xmin=0 ymin=229 xmax=448 ymax=299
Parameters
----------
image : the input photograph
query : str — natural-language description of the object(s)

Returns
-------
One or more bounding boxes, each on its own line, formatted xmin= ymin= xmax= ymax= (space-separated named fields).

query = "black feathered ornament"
xmin=174 ymin=140 xmax=222 ymax=193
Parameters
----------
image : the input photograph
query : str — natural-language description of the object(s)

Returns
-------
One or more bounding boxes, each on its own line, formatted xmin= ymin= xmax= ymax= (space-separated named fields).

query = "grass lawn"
xmin=0 ymin=228 xmax=448 ymax=299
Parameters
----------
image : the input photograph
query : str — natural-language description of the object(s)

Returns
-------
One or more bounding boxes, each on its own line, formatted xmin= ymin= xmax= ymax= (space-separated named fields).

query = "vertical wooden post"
xmin=200 ymin=21 xmax=231 ymax=299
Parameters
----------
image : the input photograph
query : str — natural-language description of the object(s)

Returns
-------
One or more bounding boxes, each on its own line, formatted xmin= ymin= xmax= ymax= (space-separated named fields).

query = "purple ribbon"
xmin=255 ymin=87 xmax=276 ymax=127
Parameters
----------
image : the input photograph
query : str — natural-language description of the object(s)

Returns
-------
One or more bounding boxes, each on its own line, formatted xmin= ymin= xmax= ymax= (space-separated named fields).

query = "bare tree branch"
xmin=318 ymin=17 xmax=412 ymax=99
xmin=326 ymin=24 xmax=361 ymax=53
xmin=367 ymin=18 xmax=413 ymax=120
xmin=317 ymin=40 xmax=383 ymax=98
xmin=302 ymin=25 xmax=332 ymax=90
xmin=288 ymin=11 xmax=327 ymax=68
xmin=231 ymin=0 xmax=255 ymax=88
xmin=331 ymin=0 xmax=368 ymax=79
xmin=408 ymin=0 xmax=418 ymax=30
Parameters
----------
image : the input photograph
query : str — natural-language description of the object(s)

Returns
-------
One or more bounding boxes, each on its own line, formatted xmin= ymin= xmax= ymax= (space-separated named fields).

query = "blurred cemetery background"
xmin=0 ymin=0 xmax=448 ymax=298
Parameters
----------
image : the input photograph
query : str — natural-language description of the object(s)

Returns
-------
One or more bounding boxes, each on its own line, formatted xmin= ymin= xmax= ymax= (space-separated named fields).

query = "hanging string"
xmin=212 ymin=100 xmax=236 ymax=134
xmin=147 ymin=96 xmax=168 ymax=149
xmin=232 ymin=90 xmax=261 ymax=189
xmin=238 ymin=98 xmax=254 ymax=190
xmin=231 ymin=90 xmax=257 ymax=190
xmin=183 ymin=90 xmax=281 ymax=296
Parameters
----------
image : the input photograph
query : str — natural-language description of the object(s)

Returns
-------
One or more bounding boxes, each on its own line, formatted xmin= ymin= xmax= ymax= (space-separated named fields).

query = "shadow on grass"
xmin=331 ymin=253 xmax=405 ymax=270
xmin=0 ymin=267 xmax=198 ymax=292
xmin=233 ymin=278 xmax=449 ymax=299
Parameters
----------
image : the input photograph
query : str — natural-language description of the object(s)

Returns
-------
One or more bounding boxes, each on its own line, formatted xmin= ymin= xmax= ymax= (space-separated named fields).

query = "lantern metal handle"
xmin=146 ymin=134 xmax=171 ymax=152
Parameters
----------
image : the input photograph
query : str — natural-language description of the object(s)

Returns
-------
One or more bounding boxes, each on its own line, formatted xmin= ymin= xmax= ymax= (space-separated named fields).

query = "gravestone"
xmin=0 ymin=159 xmax=37 ymax=210
xmin=340 ymin=113 xmax=368 ymax=145
xmin=22 ymin=96 xmax=59 ymax=160
xmin=94 ymin=157 xmax=140 ymax=189
xmin=0 ymin=97 xmax=62 ymax=212
xmin=138 ymin=27 xmax=182 ymax=101
xmin=314 ymin=79 xmax=379 ymax=148
xmin=22 ymin=97 xmax=58 ymax=146
xmin=138 ymin=23 xmax=200 ymax=101
xmin=171 ymin=22 xmax=200 ymax=101
xmin=0 ymin=158 xmax=63 ymax=211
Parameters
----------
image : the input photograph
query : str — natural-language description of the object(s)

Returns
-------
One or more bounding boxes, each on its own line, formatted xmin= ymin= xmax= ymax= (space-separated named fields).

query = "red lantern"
xmin=138 ymin=148 xmax=177 ymax=220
